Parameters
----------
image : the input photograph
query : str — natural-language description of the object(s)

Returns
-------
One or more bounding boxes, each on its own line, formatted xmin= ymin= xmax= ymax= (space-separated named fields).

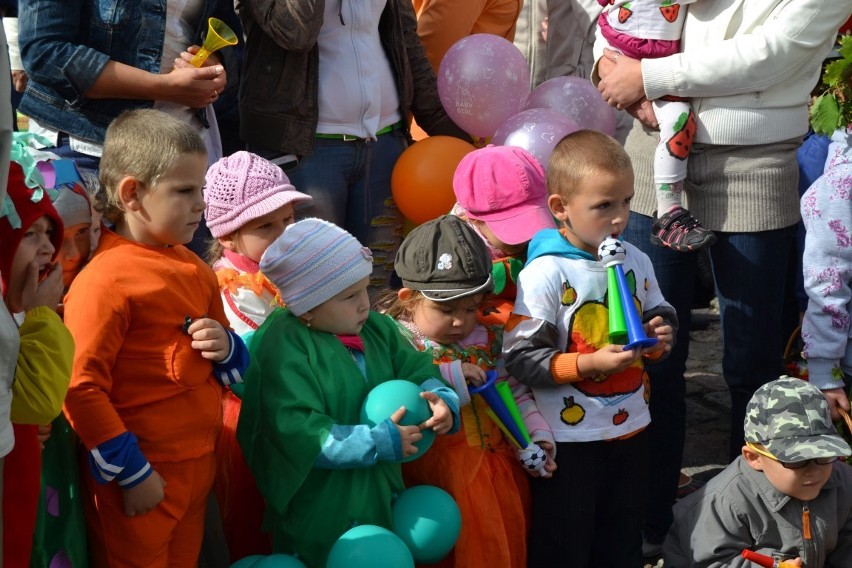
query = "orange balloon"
xmin=391 ymin=136 xmax=476 ymax=225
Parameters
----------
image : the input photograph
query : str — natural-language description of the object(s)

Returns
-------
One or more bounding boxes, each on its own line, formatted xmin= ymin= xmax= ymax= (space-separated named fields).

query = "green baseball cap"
xmin=395 ymin=215 xmax=493 ymax=302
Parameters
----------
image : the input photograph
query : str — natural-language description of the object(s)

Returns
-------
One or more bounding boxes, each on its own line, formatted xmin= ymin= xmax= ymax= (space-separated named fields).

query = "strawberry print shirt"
xmin=599 ymin=0 xmax=698 ymax=42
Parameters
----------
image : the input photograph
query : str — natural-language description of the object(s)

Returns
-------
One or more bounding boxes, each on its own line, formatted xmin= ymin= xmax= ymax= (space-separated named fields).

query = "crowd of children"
xmin=0 ymin=100 xmax=849 ymax=568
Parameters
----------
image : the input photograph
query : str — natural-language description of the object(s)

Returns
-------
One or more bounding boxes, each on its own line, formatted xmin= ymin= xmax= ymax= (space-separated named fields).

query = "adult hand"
xmin=11 ymin=70 xmax=28 ymax=93
xmin=597 ymin=48 xmax=645 ymax=110
xmin=161 ymin=61 xmax=226 ymax=109
xmin=821 ymin=388 xmax=850 ymax=422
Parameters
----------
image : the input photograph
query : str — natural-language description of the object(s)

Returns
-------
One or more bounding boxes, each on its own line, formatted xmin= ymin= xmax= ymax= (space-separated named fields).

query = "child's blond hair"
xmin=99 ymin=109 xmax=206 ymax=220
xmin=547 ymin=130 xmax=633 ymax=200
xmin=372 ymin=289 xmax=427 ymax=320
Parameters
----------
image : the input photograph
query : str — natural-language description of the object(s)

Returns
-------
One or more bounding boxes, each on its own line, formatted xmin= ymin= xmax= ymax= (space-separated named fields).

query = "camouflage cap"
xmin=744 ymin=376 xmax=851 ymax=463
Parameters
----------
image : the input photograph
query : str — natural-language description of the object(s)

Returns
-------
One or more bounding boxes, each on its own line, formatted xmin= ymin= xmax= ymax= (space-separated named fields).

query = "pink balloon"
xmin=438 ymin=34 xmax=531 ymax=139
xmin=492 ymin=108 xmax=581 ymax=171
xmin=525 ymin=77 xmax=616 ymax=136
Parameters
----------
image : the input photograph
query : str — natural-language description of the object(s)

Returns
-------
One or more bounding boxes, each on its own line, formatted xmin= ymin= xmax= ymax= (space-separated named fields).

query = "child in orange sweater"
xmin=62 ymin=109 xmax=249 ymax=568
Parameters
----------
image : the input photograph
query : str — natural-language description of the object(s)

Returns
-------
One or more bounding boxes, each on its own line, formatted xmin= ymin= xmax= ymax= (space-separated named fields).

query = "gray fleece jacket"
xmin=664 ymin=457 xmax=852 ymax=568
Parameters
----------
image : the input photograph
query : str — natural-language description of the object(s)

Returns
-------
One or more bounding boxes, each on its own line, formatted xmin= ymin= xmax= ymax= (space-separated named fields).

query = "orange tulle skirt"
xmin=402 ymin=412 xmax=531 ymax=568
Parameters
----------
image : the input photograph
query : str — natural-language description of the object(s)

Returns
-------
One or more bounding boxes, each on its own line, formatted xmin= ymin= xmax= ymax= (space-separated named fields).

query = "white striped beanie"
xmin=260 ymin=218 xmax=373 ymax=316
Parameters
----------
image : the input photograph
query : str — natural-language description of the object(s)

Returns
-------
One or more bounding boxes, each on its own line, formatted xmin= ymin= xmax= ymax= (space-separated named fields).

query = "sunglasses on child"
xmin=746 ymin=442 xmax=839 ymax=469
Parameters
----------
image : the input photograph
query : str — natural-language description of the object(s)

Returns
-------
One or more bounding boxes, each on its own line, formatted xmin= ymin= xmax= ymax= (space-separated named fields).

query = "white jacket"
xmin=640 ymin=0 xmax=852 ymax=145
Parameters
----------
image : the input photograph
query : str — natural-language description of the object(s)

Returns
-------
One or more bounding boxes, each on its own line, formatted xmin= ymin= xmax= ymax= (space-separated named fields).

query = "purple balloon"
xmin=525 ymin=77 xmax=616 ymax=136
xmin=492 ymin=108 xmax=581 ymax=171
xmin=438 ymin=34 xmax=531 ymax=139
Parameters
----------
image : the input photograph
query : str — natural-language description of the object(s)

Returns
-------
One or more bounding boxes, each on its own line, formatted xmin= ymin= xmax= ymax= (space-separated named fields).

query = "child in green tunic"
xmin=236 ymin=218 xmax=460 ymax=567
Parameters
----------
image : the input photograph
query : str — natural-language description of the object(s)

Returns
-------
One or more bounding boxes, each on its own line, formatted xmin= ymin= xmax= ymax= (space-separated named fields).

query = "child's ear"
xmin=742 ymin=446 xmax=765 ymax=471
xmin=218 ymin=235 xmax=236 ymax=252
xmin=398 ymin=288 xmax=414 ymax=301
xmin=117 ymin=176 xmax=144 ymax=212
xmin=548 ymin=194 xmax=568 ymax=223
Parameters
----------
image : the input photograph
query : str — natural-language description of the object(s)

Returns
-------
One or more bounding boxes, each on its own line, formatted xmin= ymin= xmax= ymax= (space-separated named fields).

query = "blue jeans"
xmin=623 ymin=213 xmax=795 ymax=541
xmin=622 ymin=214 xmax=691 ymax=545
xmin=282 ymin=130 xmax=408 ymax=292
xmin=711 ymin=226 xmax=794 ymax=457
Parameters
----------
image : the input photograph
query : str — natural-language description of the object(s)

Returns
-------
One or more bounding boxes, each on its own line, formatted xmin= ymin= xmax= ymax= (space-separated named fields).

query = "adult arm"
xmin=19 ymin=0 xmax=225 ymax=108
xmin=397 ymin=0 xmax=469 ymax=140
xmin=598 ymin=1 xmax=852 ymax=106
xmin=236 ymin=0 xmax=325 ymax=52
xmin=800 ymin=162 xmax=852 ymax=392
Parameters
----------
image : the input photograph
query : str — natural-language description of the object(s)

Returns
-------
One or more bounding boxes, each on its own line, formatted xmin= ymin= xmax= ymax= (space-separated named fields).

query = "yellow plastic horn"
xmin=190 ymin=18 xmax=238 ymax=68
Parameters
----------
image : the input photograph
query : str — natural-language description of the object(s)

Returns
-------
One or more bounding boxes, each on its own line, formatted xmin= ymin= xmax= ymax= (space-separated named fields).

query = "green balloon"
xmin=326 ymin=525 xmax=414 ymax=568
xmin=360 ymin=380 xmax=435 ymax=462
xmin=229 ymin=555 xmax=264 ymax=568
xmin=392 ymin=485 xmax=461 ymax=564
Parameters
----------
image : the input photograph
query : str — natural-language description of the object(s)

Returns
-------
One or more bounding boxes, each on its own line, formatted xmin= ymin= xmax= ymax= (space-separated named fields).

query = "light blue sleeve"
xmin=313 ymin=418 xmax=402 ymax=469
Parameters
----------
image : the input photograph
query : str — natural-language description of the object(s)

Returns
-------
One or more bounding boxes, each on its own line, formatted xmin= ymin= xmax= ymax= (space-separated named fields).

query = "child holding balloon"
xmin=203 ymin=151 xmax=312 ymax=561
xmin=503 ymin=130 xmax=676 ymax=568
xmin=595 ymin=0 xmax=716 ymax=252
xmin=236 ymin=218 xmax=459 ymax=568
xmin=379 ymin=214 xmax=553 ymax=568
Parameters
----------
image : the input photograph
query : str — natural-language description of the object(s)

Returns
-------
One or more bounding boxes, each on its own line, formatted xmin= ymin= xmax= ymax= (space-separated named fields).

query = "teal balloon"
xmin=229 ymin=555 xmax=264 ymax=568
xmin=254 ymin=554 xmax=308 ymax=568
xmin=360 ymin=380 xmax=435 ymax=462
xmin=326 ymin=525 xmax=414 ymax=568
xmin=392 ymin=485 xmax=461 ymax=564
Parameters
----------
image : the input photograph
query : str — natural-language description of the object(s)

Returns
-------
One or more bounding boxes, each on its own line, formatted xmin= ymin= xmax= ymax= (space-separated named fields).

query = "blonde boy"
xmin=62 ymin=109 xmax=248 ymax=568
xmin=503 ymin=130 xmax=676 ymax=567
xmin=665 ymin=377 xmax=852 ymax=567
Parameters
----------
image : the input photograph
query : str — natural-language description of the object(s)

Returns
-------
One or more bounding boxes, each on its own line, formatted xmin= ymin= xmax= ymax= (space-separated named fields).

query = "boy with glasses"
xmin=664 ymin=376 xmax=852 ymax=568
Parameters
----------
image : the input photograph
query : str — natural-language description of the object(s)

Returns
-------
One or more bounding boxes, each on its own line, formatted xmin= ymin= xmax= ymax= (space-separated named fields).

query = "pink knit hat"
xmin=453 ymin=145 xmax=554 ymax=245
xmin=204 ymin=151 xmax=311 ymax=238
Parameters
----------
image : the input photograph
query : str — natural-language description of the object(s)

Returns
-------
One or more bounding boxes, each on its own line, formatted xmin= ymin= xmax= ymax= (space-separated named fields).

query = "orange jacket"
xmin=63 ymin=229 xmax=227 ymax=462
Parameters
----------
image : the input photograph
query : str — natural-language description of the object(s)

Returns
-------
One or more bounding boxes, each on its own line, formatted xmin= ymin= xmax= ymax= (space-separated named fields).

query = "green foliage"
xmin=810 ymin=35 xmax=852 ymax=136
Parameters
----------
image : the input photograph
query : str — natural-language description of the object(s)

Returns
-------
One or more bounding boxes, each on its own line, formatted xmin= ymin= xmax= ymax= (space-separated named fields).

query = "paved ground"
xmin=644 ymin=305 xmax=727 ymax=568
xmin=681 ymin=307 xmax=730 ymax=480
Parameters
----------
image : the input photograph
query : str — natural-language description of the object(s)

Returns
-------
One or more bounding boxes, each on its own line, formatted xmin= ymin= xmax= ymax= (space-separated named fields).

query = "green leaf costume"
xmin=237 ymin=309 xmax=444 ymax=567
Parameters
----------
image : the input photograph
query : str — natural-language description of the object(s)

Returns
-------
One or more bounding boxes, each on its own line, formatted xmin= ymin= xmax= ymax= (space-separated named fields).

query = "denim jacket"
xmin=18 ymin=0 xmax=226 ymax=144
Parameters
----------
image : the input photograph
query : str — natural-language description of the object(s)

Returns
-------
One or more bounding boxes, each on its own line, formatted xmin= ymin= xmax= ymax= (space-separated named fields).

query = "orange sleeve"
xmin=62 ymin=265 xmax=131 ymax=449
xmin=550 ymin=352 xmax=583 ymax=384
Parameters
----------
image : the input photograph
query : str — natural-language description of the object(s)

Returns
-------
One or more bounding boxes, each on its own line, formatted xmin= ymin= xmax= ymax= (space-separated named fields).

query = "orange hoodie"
xmin=63 ymin=229 xmax=227 ymax=462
